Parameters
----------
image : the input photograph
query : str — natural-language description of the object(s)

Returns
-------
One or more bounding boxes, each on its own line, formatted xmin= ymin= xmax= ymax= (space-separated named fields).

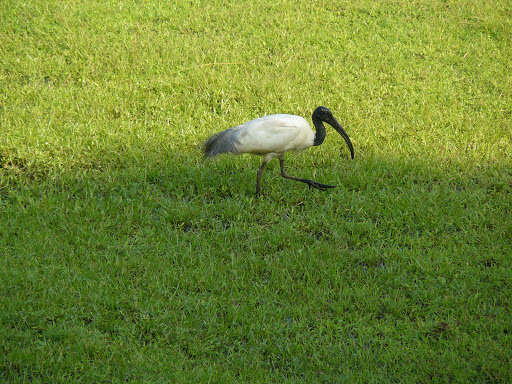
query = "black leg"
xmin=279 ymin=158 xmax=336 ymax=191
xmin=256 ymin=159 xmax=269 ymax=196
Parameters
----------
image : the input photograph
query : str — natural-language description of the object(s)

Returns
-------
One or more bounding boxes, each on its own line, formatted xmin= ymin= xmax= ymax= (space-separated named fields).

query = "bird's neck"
xmin=312 ymin=118 xmax=326 ymax=146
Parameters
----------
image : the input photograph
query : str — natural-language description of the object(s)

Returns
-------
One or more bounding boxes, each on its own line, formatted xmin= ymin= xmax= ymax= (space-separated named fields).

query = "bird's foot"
xmin=305 ymin=180 xmax=336 ymax=191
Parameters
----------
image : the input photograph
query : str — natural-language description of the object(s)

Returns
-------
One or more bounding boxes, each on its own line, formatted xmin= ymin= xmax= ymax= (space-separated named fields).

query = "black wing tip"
xmin=203 ymin=151 xmax=218 ymax=160
xmin=208 ymin=127 xmax=241 ymax=158
xmin=201 ymin=129 xmax=236 ymax=159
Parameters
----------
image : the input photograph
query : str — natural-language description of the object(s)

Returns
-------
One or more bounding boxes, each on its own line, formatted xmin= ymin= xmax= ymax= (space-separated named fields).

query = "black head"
xmin=312 ymin=106 xmax=335 ymax=124
xmin=312 ymin=106 xmax=354 ymax=159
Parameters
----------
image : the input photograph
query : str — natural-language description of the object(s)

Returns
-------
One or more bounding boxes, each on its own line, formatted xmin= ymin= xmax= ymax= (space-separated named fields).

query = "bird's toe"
xmin=312 ymin=181 xmax=336 ymax=190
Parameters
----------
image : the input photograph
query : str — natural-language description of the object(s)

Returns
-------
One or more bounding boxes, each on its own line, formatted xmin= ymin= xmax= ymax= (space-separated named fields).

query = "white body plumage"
xmin=230 ymin=114 xmax=315 ymax=157
xmin=204 ymin=114 xmax=315 ymax=162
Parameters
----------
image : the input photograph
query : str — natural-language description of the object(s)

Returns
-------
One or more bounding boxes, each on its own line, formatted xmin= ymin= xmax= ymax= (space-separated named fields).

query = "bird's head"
xmin=312 ymin=106 xmax=334 ymax=123
xmin=312 ymin=106 xmax=354 ymax=159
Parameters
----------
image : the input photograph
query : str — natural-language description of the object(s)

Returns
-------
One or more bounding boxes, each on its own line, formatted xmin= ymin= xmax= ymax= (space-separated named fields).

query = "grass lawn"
xmin=1 ymin=0 xmax=511 ymax=382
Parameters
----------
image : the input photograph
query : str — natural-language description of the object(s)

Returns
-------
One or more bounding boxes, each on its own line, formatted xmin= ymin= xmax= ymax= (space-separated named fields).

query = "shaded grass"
xmin=1 ymin=0 xmax=512 ymax=382
xmin=2 ymin=154 xmax=511 ymax=383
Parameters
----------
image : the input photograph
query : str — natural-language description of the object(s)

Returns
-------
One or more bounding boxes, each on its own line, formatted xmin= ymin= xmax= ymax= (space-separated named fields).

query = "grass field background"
xmin=1 ymin=0 xmax=511 ymax=382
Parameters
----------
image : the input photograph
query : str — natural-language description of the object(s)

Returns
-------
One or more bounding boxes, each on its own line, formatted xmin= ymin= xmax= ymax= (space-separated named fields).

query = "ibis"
xmin=203 ymin=106 xmax=354 ymax=195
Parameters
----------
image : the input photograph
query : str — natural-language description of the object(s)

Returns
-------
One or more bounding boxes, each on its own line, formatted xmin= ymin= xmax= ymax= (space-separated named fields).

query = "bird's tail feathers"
xmin=202 ymin=128 xmax=239 ymax=158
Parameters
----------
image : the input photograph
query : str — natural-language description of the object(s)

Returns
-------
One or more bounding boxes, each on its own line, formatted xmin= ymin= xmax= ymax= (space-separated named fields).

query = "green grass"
xmin=1 ymin=0 xmax=511 ymax=382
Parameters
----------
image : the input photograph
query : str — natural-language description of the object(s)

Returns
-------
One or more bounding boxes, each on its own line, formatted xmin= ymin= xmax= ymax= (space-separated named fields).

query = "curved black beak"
xmin=328 ymin=117 xmax=354 ymax=159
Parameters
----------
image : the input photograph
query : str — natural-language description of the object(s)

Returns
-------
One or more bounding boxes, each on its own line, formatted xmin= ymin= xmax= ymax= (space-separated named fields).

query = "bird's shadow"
xmin=2 ymin=145 xmax=510 ymax=208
